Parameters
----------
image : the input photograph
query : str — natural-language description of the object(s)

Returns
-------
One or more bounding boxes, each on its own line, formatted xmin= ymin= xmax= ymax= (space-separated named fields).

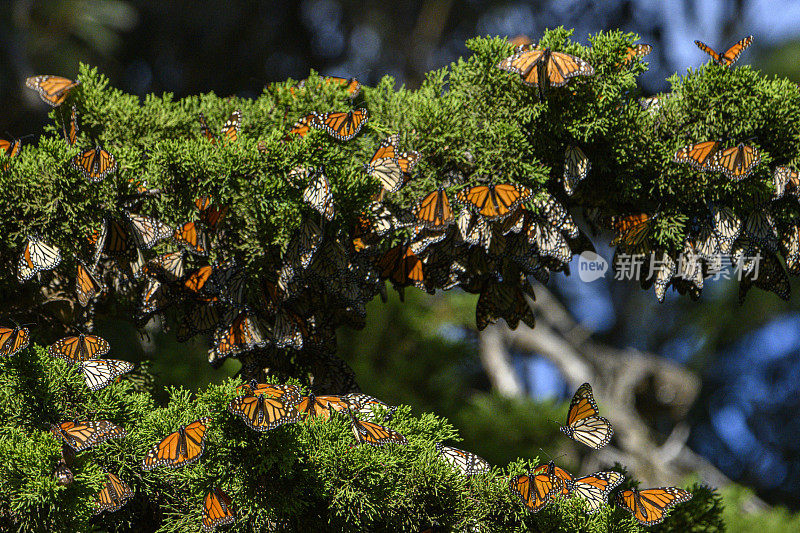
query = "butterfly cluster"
xmin=509 ymin=383 xmax=692 ymax=526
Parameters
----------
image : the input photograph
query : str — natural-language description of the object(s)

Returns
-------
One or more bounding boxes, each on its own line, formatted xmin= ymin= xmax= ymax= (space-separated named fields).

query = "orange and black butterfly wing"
xmin=26 ymin=75 xmax=80 ymax=106
xmin=141 ymin=418 xmax=210 ymax=469
xmin=532 ymin=462 xmax=573 ymax=497
xmin=53 ymin=420 xmax=126 ymax=452
xmin=616 ymin=487 xmax=692 ymax=525
xmin=220 ymin=110 xmax=241 ymax=142
xmin=694 ymin=40 xmax=721 ymax=63
xmin=0 ymin=326 xmax=30 ymax=357
xmin=202 ymin=487 xmax=235 ymax=532
xmin=315 ymin=108 xmax=368 ymax=140
xmin=570 ymin=471 xmax=625 ymax=513
xmin=545 ymin=51 xmax=595 ymax=87
xmin=227 ymin=393 xmax=301 ymax=431
xmin=94 ymin=472 xmax=134 ymax=514
xmin=497 ymin=48 xmax=546 ymax=86
xmin=509 ymin=468 xmax=558 ymax=512
xmin=673 ymin=140 xmax=720 ymax=169
xmin=71 ymin=146 xmax=117 ymax=182
xmin=76 ymin=260 xmax=104 ymax=307
xmin=560 ymin=383 xmax=613 ymax=449
xmin=709 ymin=143 xmax=761 ymax=181
xmin=199 ymin=113 xmax=217 ymax=144
xmin=175 ymin=221 xmax=210 ymax=256
xmin=414 ymin=189 xmax=453 ymax=229
xmin=721 ymin=35 xmax=753 ymax=65
xmin=349 ymin=410 xmax=407 ymax=446
xmin=47 ymin=334 xmax=110 ymax=363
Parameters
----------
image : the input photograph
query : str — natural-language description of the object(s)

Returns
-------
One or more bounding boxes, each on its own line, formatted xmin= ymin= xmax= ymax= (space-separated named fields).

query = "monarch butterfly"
xmin=366 ymin=134 xmax=421 ymax=193
xmin=509 ymin=465 xmax=559 ymax=512
xmin=227 ymin=385 xmax=302 ymax=431
xmin=456 ymin=183 xmax=533 ymax=221
xmin=620 ymin=44 xmax=653 ymax=65
xmin=124 ymin=211 xmax=172 ymax=250
xmin=51 ymin=420 xmax=126 ymax=452
xmin=48 ymin=333 xmax=110 ymax=364
xmin=77 ymin=359 xmax=134 ymax=391
xmin=220 ymin=110 xmax=241 ymax=143
xmin=145 ymin=251 xmax=187 ymax=283
xmin=610 ymin=213 xmax=652 ymax=248
xmin=295 ymin=393 xmax=350 ymax=420
xmin=311 ymin=108 xmax=369 ymax=140
xmin=496 ymin=47 xmax=594 ymax=97
xmin=26 ymin=75 xmax=80 ymax=106
xmin=71 ymin=145 xmax=117 ymax=182
xmin=141 ymin=418 xmax=211 ymax=470
xmin=139 ymin=278 xmax=170 ymax=318
xmin=673 ymin=140 xmax=721 ymax=170
xmin=376 ymin=245 xmax=424 ymax=287
xmin=772 ymin=166 xmax=799 ymax=200
xmin=529 ymin=195 xmax=579 ymax=238
xmin=711 ymin=206 xmax=741 ymax=254
xmin=202 ymin=487 xmax=235 ymax=532
xmin=0 ymin=324 xmax=30 ymax=357
xmin=175 ymin=221 xmax=211 ymax=256
xmin=348 ymin=409 xmax=408 ymax=446
xmin=695 ymin=35 xmax=753 ymax=66
xmin=212 ymin=312 xmax=266 ymax=358
xmin=743 ymin=211 xmax=778 ymax=252
xmin=639 ymin=95 xmax=663 ymax=113
xmin=94 ymin=472 xmax=134 ymax=515
xmin=273 ymin=308 xmax=307 ymax=349
xmin=298 ymin=76 xmax=362 ymax=98
xmin=302 ymin=170 xmax=335 ymax=220
xmin=616 ymin=487 xmax=692 ymax=525
xmin=409 ymin=226 xmax=449 ymax=255
xmin=435 ymin=443 xmax=490 ymax=475
xmin=414 ymin=189 xmax=454 ymax=229
xmin=738 ymin=250 xmax=791 ymax=303
xmin=708 ymin=143 xmax=761 ymax=181
xmin=285 ymin=113 xmax=319 ymax=140
xmin=527 ymin=219 xmax=572 ymax=264
xmin=97 ymin=218 xmax=135 ymax=257
xmin=782 ymin=224 xmax=800 ymax=275
xmin=563 ymin=145 xmax=590 ymax=195
xmin=649 ymin=251 xmax=676 ymax=303
xmin=199 ymin=113 xmax=217 ymax=144
xmin=177 ymin=302 xmax=220 ymax=341
xmin=65 ymin=105 xmax=78 ymax=146
xmin=476 ymin=280 xmax=536 ymax=331
xmin=342 ymin=393 xmax=396 ymax=422
xmin=195 ymin=197 xmax=229 ymax=229
xmin=236 ymin=380 xmax=303 ymax=404
xmin=1 ymin=137 xmax=21 ymax=169
xmin=560 ymin=383 xmax=613 ymax=449
xmin=283 ymin=217 xmax=323 ymax=270
xmin=458 ymin=210 xmax=492 ymax=250
xmin=76 ymin=259 xmax=104 ymax=307
xmin=532 ymin=462 xmax=624 ymax=513
xmin=17 ymin=235 xmax=62 ymax=282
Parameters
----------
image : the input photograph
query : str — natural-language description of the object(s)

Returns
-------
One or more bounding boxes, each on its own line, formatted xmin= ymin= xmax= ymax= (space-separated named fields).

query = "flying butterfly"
xmin=227 ymin=384 xmax=302 ymax=432
xmin=76 ymin=259 xmax=104 ymax=307
xmin=563 ymin=145 xmax=590 ymax=195
xmin=616 ymin=487 xmax=692 ymax=526
xmin=302 ymin=169 xmax=335 ymax=220
xmin=141 ymin=418 xmax=211 ymax=470
xmin=560 ymin=383 xmax=613 ymax=449
xmin=47 ymin=333 xmax=110 ymax=364
xmin=71 ymin=145 xmax=117 ymax=182
xmin=413 ymin=189 xmax=454 ymax=229
xmin=0 ymin=324 xmax=30 ymax=357
xmin=708 ymin=142 xmax=762 ymax=181
xmin=348 ymin=409 xmax=408 ymax=446
xmin=694 ymin=35 xmax=753 ymax=67
xmin=51 ymin=420 xmax=126 ymax=452
xmin=77 ymin=359 xmax=134 ymax=391
xmin=94 ymin=472 xmax=134 ymax=515
xmin=497 ymin=47 xmax=594 ymax=97
xmin=311 ymin=108 xmax=368 ymax=140
xmin=17 ymin=235 xmax=61 ymax=282
xmin=202 ymin=487 xmax=235 ymax=532
xmin=435 ymin=443 xmax=490 ymax=476
xmin=509 ymin=465 xmax=559 ymax=512
xmin=456 ymin=183 xmax=532 ymax=221
xmin=26 ymin=75 xmax=80 ymax=106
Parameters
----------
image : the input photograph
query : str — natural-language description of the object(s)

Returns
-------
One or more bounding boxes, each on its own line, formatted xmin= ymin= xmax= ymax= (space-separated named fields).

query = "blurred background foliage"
xmin=3 ymin=0 xmax=800 ymax=528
